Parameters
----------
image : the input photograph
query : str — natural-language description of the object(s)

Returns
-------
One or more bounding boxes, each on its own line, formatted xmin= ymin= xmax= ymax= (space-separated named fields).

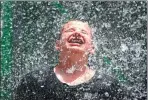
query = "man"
xmin=14 ymin=20 xmax=131 ymax=100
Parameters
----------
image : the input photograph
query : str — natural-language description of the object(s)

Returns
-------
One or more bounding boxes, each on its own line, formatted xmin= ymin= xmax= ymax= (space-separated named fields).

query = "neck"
xmin=58 ymin=51 xmax=88 ymax=72
xmin=54 ymin=51 xmax=95 ymax=84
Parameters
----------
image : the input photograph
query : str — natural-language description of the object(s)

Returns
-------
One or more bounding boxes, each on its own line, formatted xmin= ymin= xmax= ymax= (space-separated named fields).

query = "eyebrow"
xmin=63 ymin=26 xmax=89 ymax=34
xmin=63 ymin=27 xmax=75 ymax=32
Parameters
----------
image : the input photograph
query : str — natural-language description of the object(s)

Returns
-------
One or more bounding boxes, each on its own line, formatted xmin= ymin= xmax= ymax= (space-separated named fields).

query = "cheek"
xmin=61 ymin=33 xmax=71 ymax=40
xmin=84 ymin=38 xmax=93 ymax=49
xmin=60 ymin=35 xmax=68 ymax=41
xmin=85 ymin=37 xmax=92 ymax=45
xmin=60 ymin=34 xmax=70 ymax=45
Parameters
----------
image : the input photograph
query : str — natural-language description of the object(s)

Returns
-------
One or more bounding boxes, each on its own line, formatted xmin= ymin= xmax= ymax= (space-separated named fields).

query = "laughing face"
xmin=56 ymin=20 xmax=94 ymax=54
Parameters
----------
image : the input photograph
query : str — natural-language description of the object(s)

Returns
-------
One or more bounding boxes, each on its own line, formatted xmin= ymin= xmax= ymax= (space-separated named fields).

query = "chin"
xmin=67 ymin=46 xmax=86 ymax=53
xmin=62 ymin=43 xmax=86 ymax=53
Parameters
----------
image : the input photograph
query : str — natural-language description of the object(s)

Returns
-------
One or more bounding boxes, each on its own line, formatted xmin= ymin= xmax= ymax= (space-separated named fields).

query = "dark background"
xmin=12 ymin=1 xmax=147 ymax=99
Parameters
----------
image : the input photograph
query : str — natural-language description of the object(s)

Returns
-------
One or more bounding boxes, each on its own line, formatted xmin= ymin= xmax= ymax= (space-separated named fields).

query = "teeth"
xmin=68 ymin=35 xmax=85 ymax=44
xmin=69 ymin=39 xmax=83 ymax=44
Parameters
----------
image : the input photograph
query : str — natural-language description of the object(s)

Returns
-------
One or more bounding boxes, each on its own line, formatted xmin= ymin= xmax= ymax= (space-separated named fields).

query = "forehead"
xmin=62 ymin=21 xmax=91 ymax=33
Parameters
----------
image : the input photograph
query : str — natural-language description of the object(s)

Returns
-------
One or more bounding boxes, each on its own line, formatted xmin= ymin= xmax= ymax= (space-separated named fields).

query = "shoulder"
xmin=24 ymin=67 xmax=52 ymax=81
xmin=92 ymin=70 xmax=132 ymax=99
xmin=16 ymin=66 xmax=55 ymax=89
xmin=92 ymin=71 xmax=120 ymax=90
xmin=14 ymin=66 xmax=56 ymax=100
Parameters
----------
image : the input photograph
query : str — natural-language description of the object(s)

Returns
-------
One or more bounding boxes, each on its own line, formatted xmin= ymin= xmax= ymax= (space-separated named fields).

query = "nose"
xmin=72 ymin=33 xmax=81 ymax=39
xmin=73 ymin=29 xmax=81 ymax=36
xmin=74 ymin=32 xmax=80 ymax=36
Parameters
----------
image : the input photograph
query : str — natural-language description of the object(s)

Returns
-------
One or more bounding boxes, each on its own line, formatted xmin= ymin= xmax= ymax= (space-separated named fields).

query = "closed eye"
xmin=64 ymin=28 xmax=75 ymax=32
xmin=81 ymin=30 xmax=87 ymax=34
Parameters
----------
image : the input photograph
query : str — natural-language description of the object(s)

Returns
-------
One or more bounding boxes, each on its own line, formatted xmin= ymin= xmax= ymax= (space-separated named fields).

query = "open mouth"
xmin=68 ymin=35 xmax=85 ymax=44
xmin=68 ymin=39 xmax=83 ymax=44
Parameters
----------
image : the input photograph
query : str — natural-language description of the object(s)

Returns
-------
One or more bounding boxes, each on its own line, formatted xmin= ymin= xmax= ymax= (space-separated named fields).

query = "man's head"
xmin=56 ymin=20 xmax=94 ymax=54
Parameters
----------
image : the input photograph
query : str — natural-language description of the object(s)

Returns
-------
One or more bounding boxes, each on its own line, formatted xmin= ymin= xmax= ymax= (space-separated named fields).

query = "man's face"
xmin=56 ymin=21 xmax=94 ymax=54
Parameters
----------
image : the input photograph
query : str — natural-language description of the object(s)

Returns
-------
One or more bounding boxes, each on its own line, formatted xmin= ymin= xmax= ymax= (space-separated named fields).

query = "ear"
xmin=55 ymin=40 xmax=60 ymax=50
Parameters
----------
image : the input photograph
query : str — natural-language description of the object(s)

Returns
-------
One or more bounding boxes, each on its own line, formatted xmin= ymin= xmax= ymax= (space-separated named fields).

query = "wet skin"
xmin=55 ymin=21 xmax=95 ymax=85
xmin=57 ymin=21 xmax=94 ymax=54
